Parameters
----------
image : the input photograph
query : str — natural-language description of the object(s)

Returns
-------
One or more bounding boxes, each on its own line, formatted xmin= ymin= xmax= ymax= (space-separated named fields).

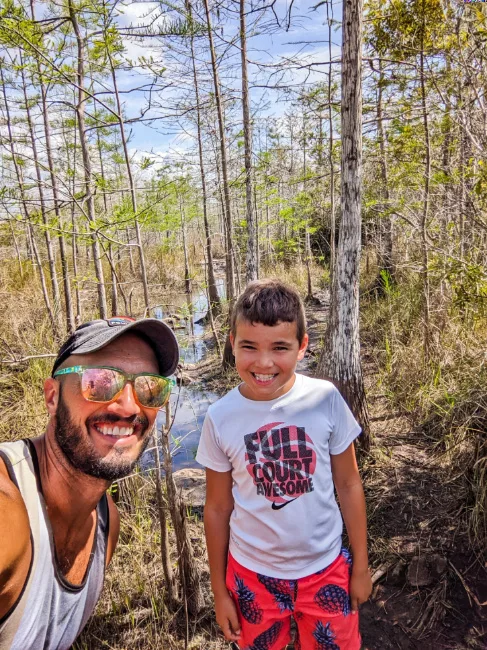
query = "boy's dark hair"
xmin=231 ymin=279 xmax=306 ymax=342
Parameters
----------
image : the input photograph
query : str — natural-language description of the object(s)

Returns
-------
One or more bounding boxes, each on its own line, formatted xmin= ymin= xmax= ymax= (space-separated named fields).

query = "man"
xmin=0 ymin=316 xmax=179 ymax=650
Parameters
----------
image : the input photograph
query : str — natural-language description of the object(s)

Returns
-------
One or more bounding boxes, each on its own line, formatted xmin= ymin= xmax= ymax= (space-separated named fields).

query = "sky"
xmin=109 ymin=0 xmax=344 ymax=166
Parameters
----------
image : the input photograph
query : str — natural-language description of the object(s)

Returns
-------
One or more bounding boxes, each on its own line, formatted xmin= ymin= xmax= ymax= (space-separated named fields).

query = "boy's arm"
xmin=331 ymin=442 xmax=372 ymax=613
xmin=204 ymin=468 xmax=241 ymax=642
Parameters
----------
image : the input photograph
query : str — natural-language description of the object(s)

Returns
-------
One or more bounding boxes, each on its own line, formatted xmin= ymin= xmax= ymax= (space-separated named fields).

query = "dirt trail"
xmin=175 ymin=293 xmax=487 ymax=649
xmin=284 ymin=293 xmax=485 ymax=649
xmin=358 ymin=365 xmax=485 ymax=648
xmin=183 ymin=293 xmax=486 ymax=649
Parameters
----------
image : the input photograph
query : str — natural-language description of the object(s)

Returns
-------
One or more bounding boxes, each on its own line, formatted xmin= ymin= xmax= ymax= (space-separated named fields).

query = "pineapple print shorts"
xmin=226 ymin=549 xmax=361 ymax=650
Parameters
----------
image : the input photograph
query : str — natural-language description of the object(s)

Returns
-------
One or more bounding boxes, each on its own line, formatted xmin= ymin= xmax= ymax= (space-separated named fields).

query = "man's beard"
xmin=54 ymin=387 xmax=152 ymax=480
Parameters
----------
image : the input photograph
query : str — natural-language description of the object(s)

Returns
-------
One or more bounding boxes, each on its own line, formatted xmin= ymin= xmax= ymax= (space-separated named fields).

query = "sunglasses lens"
xmin=81 ymin=368 xmax=124 ymax=402
xmin=134 ymin=375 xmax=171 ymax=408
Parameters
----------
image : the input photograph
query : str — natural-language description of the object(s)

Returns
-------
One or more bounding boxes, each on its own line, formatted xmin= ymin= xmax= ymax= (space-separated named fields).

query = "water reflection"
xmin=144 ymin=280 xmax=225 ymax=470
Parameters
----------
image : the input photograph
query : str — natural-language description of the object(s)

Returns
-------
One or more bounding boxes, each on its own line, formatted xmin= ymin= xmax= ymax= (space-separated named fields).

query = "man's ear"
xmin=44 ymin=378 xmax=60 ymax=416
xmin=297 ymin=333 xmax=309 ymax=360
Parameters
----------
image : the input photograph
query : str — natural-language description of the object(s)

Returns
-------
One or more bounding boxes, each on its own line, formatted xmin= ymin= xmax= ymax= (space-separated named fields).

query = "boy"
xmin=196 ymin=280 xmax=371 ymax=650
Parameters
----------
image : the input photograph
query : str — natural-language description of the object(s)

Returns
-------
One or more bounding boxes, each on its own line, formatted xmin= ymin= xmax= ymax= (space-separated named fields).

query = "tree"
xmin=240 ymin=0 xmax=257 ymax=282
xmin=317 ymin=0 xmax=370 ymax=449
xmin=68 ymin=0 xmax=108 ymax=318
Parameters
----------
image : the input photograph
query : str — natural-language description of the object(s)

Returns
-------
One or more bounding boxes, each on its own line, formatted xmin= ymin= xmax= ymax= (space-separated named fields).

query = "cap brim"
xmin=70 ymin=319 xmax=179 ymax=376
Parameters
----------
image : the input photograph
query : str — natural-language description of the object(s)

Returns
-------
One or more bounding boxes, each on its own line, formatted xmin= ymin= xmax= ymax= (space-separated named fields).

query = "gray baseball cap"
xmin=52 ymin=317 xmax=179 ymax=377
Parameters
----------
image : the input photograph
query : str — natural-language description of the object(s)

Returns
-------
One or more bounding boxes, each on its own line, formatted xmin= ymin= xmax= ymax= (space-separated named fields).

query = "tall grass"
xmin=361 ymin=262 xmax=487 ymax=551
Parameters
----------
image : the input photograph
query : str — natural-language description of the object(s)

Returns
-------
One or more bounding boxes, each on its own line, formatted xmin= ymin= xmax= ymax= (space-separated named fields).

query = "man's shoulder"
xmin=0 ymin=454 xmax=31 ymax=578
xmin=0 ymin=447 xmax=32 ymax=531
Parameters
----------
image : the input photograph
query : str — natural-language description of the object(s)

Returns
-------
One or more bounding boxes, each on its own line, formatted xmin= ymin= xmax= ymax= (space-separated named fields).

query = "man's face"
xmin=49 ymin=333 xmax=160 ymax=481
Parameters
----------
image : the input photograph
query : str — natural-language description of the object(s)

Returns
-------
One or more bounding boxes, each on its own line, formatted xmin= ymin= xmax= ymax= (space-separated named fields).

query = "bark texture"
xmin=241 ymin=0 xmax=258 ymax=283
xmin=161 ymin=407 xmax=204 ymax=615
xmin=317 ymin=0 xmax=370 ymax=449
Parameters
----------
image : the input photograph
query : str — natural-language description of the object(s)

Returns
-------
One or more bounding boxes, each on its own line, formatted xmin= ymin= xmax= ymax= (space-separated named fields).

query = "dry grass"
xmin=2 ymin=243 xmax=485 ymax=648
xmin=360 ymin=262 xmax=487 ymax=547
xmin=75 ymin=473 xmax=226 ymax=650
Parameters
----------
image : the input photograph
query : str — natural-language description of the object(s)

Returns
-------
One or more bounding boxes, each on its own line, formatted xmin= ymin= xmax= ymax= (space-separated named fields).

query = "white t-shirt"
xmin=196 ymin=373 xmax=361 ymax=579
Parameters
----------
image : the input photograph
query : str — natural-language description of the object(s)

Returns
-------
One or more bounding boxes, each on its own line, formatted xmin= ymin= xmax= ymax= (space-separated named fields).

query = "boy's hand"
xmin=350 ymin=566 xmax=372 ymax=614
xmin=215 ymin=591 xmax=241 ymax=642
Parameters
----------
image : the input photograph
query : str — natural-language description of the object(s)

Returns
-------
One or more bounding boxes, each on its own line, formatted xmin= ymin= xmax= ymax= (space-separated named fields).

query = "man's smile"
xmin=88 ymin=413 xmax=149 ymax=448
xmin=94 ymin=424 xmax=135 ymax=437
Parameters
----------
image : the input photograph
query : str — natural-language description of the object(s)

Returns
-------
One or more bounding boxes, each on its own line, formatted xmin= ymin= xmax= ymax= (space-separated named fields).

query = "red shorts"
xmin=226 ymin=549 xmax=361 ymax=650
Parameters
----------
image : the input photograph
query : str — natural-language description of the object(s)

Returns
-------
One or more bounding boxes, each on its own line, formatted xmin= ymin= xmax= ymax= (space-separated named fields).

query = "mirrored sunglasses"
xmin=53 ymin=365 xmax=175 ymax=409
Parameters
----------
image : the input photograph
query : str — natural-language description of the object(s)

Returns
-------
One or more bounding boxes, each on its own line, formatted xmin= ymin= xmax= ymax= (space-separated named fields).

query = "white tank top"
xmin=0 ymin=440 xmax=109 ymax=650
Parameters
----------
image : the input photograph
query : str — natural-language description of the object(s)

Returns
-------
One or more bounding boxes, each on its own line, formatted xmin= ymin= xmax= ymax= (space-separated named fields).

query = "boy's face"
xmin=230 ymin=319 xmax=308 ymax=401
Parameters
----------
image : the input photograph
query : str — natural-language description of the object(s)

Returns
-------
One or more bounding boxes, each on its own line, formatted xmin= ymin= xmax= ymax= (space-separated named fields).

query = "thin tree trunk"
xmin=317 ymin=0 xmax=370 ymax=449
xmin=377 ymin=57 xmax=394 ymax=286
xmin=106 ymin=38 xmax=150 ymax=315
xmin=20 ymin=56 xmax=62 ymax=323
xmin=9 ymin=221 xmax=23 ymax=279
xmin=303 ymin=114 xmax=313 ymax=300
xmin=419 ymin=1 xmax=431 ymax=360
xmin=109 ymin=243 xmax=118 ymax=316
xmin=179 ymin=196 xmax=191 ymax=294
xmin=152 ymin=428 xmax=176 ymax=609
xmin=70 ymin=111 xmax=82 ymax=327
xmin=31 ymin=17 xmax=75 ymax=334
xmin=202 ymin=243 xmax=223 ymax=358
xmin=161 ymin=404 xmax=204 ymax=615
xmin=327 ymin=0 xmax=336 ymax=286
xmin=0 ymin=65 xmax=58 ymax=337
xmin=240 ymin=0 xmax=257 ymax=282
xmin=68 ymin=0 xmax=108 ymax=319
xmin=187 ymin=0 xmax=220 ymax=314
xmin=203 ymin=0 xmax=235 ymax=305
xmin=30 ymin=225 xmax=60 ymax=336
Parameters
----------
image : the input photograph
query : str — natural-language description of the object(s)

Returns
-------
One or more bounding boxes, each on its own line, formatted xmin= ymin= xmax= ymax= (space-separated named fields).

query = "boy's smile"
xmin=230 ymin=319 xmax=308 ymax=401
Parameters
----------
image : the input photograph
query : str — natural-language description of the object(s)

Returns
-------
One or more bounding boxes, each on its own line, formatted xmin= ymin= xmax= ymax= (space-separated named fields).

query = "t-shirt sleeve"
xmin=195 ymin=412 xmax=232 ymax=472
xmin=328 ymin=386 xmax=362 ymax=455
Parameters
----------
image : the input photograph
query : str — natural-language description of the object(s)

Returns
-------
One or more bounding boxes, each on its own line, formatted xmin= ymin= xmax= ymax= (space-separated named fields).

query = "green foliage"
xmin=444 ymin=260 xmax=487 ymax=318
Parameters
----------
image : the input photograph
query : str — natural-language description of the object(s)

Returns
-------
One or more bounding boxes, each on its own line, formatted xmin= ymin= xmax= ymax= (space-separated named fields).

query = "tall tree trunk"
xmin=376 ymin=57 xmax=394 ymax=286
xmin=0 ymin=65 xmax=58 ymax=338
xmin=240 ymin=0 xmax=257 ymax=283
xmin=109 ymin=243 xmax=118 ymax=316
xmin=152 ymin=424 xmax=175 ymax=609
xmin=69 ymin=111 xmax=83 ymax=327
xmin=106 ymin=38 xmax=150 ymax=315
xmin=203 ymin=0 xmax=235 ymax=305
xmin=327 ymin=0 xmax=337 ymax=287
xmin=30 ymin=13 xmax=75 ymax=334
xmin=161 ymin=405 xmax=204 ymax=615
xmin=187 ymin=0 xmax=220 ymax=314
xmin=317 ymin=0 xmax=370 ymax=449
xmin=179 ymin=195 xmax=191 ymax=294
xmin=20 ymin=56 xmax=62 ymax=325
xmin=68 ymin=0 xmax=107 ymax=319
xmin=419 ymin=1 xmax=431 ymax=360
xmin=303 ymin=114 xmax=313 ymax=301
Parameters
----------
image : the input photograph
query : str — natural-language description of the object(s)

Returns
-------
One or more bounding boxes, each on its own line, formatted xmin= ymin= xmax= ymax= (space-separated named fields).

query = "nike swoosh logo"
xmin=271 ymin=499 xmax=297 ymax=510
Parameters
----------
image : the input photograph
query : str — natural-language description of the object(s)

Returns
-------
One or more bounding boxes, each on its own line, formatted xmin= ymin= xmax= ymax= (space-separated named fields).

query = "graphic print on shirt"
xmin=244 ymin=422 xmax=317 ymax=509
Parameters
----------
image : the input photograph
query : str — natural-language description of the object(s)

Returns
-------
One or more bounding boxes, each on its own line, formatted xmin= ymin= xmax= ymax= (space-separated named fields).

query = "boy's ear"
xmin=297 ymin=333 xmax=309 ymax=360
xmin=229 ymin=332 xmax=235 ymax=351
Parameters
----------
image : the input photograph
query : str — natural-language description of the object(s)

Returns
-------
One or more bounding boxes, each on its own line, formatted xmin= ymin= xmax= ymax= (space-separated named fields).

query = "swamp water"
xmin=141 ymin=281 xmax=224 ymax=471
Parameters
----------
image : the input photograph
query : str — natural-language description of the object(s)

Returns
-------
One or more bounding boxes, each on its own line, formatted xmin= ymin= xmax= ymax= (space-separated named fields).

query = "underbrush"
xmin=75 ymin=473 xmax=222 ymax=650
xmin=361 ymin=267 xmax=487 ymax=553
